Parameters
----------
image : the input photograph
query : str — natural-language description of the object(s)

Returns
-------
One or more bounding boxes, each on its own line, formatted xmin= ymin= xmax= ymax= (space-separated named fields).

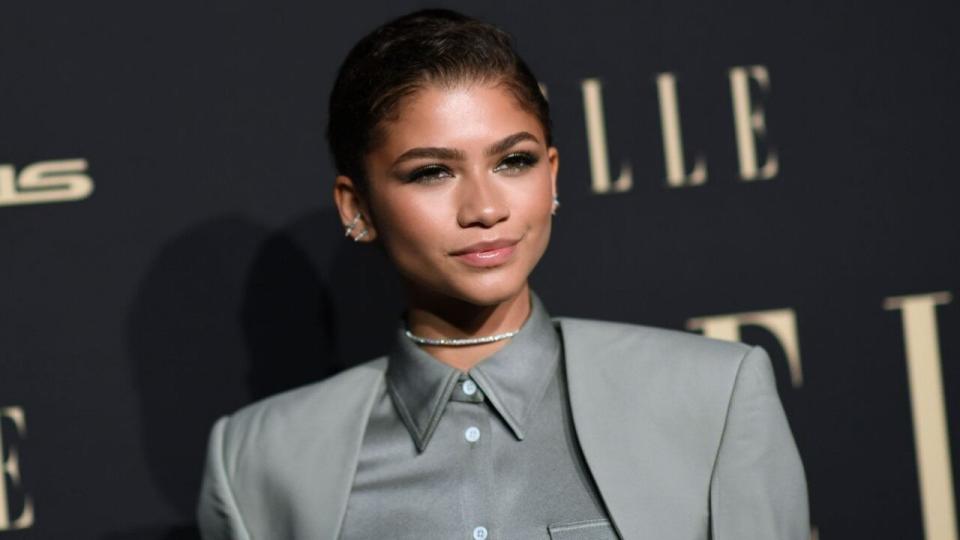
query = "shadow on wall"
xmin=121 ymin=208 xmax=402 ymax=539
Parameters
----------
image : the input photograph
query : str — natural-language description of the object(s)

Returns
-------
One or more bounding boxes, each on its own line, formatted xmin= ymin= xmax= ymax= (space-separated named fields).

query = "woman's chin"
xmin=449 ymin=280 xmax=529 ymax=308
xmin=406 ymin=273 xmax=526 ymax=309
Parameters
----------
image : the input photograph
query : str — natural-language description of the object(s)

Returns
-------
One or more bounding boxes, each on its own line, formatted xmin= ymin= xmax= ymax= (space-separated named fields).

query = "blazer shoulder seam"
xmin=707 ymin=345 xmax=757 ymax=489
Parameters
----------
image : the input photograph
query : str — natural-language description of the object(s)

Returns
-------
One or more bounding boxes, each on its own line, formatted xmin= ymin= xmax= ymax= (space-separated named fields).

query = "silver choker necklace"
xmin=404 ymin=328 xmax=521 ymax=347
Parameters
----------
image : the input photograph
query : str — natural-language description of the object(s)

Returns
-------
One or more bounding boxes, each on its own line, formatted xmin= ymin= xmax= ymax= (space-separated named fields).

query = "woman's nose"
xmin=456 ymin=174 xmax=509 ymax=228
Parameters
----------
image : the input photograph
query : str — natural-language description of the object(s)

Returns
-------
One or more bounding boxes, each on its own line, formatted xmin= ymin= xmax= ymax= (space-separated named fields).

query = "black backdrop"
xmin=2 ymin=1 xmax=959 ymax=538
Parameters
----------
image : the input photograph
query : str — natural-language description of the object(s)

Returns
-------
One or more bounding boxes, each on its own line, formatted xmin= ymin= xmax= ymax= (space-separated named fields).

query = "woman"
xmin=198 ymin=9 xmax=808 ymax=540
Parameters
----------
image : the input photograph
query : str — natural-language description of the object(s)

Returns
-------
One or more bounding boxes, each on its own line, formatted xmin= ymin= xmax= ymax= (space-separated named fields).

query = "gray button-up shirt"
xmin=339 ymin=294 xmax=617 ymax=540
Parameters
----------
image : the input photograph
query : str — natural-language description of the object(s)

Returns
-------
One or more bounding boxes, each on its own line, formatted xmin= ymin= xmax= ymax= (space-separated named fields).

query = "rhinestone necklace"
xmin=403 ymin=328 xmax=521 ymax=347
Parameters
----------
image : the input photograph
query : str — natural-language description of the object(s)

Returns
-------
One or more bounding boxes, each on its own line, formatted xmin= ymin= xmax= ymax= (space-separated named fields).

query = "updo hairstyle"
xmin=325 ymin=9 xmax=552 ymax=194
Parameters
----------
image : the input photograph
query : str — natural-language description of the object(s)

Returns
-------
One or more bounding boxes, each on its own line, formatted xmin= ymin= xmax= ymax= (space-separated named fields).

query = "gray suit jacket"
xmin=198 ymin=318 xmax=809 ymax=539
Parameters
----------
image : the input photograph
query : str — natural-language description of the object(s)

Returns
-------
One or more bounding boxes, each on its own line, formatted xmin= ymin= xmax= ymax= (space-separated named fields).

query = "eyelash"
xmin=494 ymin=152 xmax=540 ymax=174
xmin=406 ymin=165 xmax=452 ymax=184
xmin=404 ymin=152 xmax=540 ymax=184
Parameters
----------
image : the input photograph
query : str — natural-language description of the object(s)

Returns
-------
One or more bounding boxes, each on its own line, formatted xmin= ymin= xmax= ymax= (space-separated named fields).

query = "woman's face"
xmin=359 ymin=82 xmax=558 ymax=308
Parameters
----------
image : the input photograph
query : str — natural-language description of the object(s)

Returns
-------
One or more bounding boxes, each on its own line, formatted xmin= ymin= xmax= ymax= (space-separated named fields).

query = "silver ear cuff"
xmin=344 ymin=212 xmax=369 ymax=242
xmin=344 ymin=212 xmax=361 ymax=236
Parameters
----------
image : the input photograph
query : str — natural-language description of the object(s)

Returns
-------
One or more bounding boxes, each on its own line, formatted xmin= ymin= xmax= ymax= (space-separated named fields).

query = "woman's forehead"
xmin=377 ymin=83 xmax=546 ymax=152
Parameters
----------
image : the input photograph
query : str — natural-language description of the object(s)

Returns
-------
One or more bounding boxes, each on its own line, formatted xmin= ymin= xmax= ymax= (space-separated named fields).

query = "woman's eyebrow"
xmin=392 ymin=131 xmax=541 ymax=166
xmin=485 ymin=131 xmax=539 ymax=156
xmin=393 ymin=147 xmax=466 ymax=165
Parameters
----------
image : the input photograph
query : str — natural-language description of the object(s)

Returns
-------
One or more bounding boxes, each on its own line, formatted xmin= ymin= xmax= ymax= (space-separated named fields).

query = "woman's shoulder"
xmin=555 ymin=316 xmax=752 ymax=367
xmin=217 ymin=356 xmax=388 ymax=452
xmin=199 ymin=357 xmax=390 ymax=533
xmin=556 ymin=317 xmax=779 ymax=455
xmin=555 ymin=316 xmax=768 ymax=405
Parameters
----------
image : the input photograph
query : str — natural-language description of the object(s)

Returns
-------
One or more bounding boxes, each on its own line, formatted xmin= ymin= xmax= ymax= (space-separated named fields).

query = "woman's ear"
xmin=333 ymin=175 xmax=378 ymax=242
xmin=548 ymin=146 xmax=559 ymax=204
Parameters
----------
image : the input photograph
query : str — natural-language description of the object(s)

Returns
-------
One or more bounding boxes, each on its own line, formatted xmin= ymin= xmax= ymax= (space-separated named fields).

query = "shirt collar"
xmin=386 ymin=292 xmax=561 ymax=452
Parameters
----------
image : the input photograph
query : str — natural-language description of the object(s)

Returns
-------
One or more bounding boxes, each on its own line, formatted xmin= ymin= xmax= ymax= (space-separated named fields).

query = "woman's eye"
xmin=493 ymin=152 xmax=539 ymax=175
xmin=406 ymin=165 xmax=453 ymax=184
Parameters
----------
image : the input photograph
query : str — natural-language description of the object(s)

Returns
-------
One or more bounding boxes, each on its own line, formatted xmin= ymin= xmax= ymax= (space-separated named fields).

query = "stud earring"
xmin=551 ymin=196 xmax=560 ymax=216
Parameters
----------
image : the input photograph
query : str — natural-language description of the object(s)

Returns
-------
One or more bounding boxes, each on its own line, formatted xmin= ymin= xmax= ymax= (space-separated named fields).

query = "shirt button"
xmin=473 ymin=526 xmax=488 ymax=540
xmin=464 ymin=426 xmax=481 ymax=443
xmin=462 ymin=380 xmax=478 ymax=395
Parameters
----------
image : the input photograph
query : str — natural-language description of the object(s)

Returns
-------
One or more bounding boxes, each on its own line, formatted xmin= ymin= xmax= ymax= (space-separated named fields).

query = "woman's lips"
xmin=451 ymin=239 xmax=519 ymax=268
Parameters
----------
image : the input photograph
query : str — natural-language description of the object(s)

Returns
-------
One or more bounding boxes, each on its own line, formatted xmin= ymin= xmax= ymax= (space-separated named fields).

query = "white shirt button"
xmin=462 ymin=380 xmax=478 ymax=395
xmin=473 ymin=526 xmax=488 ymax=540
xmin=464 ymin=426 xmax=481 ymax=443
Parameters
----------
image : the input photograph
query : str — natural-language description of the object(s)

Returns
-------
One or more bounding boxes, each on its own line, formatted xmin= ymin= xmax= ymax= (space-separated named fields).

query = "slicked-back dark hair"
xmin=326 ymin=9 xmax=552 ymax=192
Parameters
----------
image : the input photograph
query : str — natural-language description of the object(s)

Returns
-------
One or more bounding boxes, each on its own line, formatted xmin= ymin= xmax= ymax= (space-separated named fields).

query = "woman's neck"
xmin=405 ymin=285 xmax=532 ymax=371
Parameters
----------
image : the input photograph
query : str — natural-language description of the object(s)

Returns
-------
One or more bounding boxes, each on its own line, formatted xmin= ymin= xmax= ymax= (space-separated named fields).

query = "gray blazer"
xmin=198 ymin=318 xmax=809 ymax=540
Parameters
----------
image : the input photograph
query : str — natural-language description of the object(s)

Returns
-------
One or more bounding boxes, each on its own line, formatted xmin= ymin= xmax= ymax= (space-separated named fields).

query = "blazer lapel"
xmin=225 ymin=358 xmax=388 ymax=540
xmin=263 ymin=358 xmax=388 ymax=539
xmin=325 ymin=360 xmax=388 ymax=539
xmin=559 ymin=317 xmax=702 ymax=539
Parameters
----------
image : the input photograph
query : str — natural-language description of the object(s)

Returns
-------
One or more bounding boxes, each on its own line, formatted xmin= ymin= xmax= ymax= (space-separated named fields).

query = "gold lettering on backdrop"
xmin=655 ymin=73 xmax=707 ymax=188
xmin=0 ymin=406 xmax=33 ymax=530
xmin=884 ymin=292 xmax=956 ymax=540
xmin=581 ymin=78 xmax=632 ymax=194
xmin=0 ymin=159 xmax=93 ymax=207
xmin=686 ymin=308 xmax=802 ymax=387
xmin=729 ymin=65 xmax=778 ymax=181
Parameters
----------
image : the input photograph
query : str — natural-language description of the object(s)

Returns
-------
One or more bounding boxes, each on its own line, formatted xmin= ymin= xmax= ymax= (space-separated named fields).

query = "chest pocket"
xmin=548 ymin=518 xmax=620 ymax=540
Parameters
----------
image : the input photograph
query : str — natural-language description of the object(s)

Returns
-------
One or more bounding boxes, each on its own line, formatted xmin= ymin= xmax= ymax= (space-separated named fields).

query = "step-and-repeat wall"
xmin=2 ymin=1 xmax=958 ymax=538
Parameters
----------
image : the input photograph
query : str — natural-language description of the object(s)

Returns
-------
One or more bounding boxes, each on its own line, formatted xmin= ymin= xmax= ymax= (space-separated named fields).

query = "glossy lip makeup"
xmin=450 ymin=238 xmax=521 ymax=268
